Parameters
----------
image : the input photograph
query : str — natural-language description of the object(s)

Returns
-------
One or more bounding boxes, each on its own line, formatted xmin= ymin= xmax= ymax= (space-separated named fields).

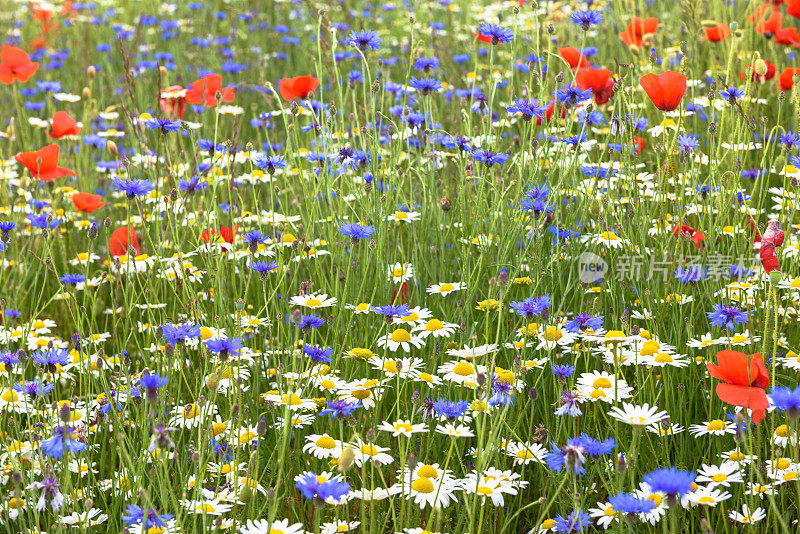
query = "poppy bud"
xmin=205 ymin=372 xmax=220 ymax=391
xmin=754 ymin=59 xmax=768 ymax=77
xmin=238 ymin=484 xmax=252 ymax=503
xmin=107 ymin=141 xmax=119 ymax=156
xmin=87 ymin=66 xmax=96 ymax=79
xmin=770 ymin=270 xmax=782 ymax=285
xmin=82 ymin=87 xmax=91 ymax=99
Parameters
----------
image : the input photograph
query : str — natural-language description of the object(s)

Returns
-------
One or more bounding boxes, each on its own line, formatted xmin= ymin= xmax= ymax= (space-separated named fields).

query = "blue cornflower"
xmin=509 ymin=295 xmax=552 ymax=319
xmin=521 ymin=182 xmax=554 ymax=215
xmin=781 ymin=131 xmax=800 ymax=150
xmin=243 ymin=230 xmax=268 ymax=251
xmin=303 ymin=344 xmax=333 ymax=362
xmin=609 ymin=493 xmax=655 ymax=514
xmin=553 ymin=510 xmax=592 ymax=533
xmin=507 ymin=98 xmax=548 ymax=121
xmin=161 ymin=323 xmax=202 ymax=345
xmin=546 ymin=441 xmax=586 ymax=475
xmin=31 ymin=348 xmax=70 ymax=367
xmin=346 ymin=29 xmax=381 ymax=51
xmin=489 ymin=378 xmax=514 ymax=406
xmin=112 ymin=178 xmax=155 ymax=198
xmin=40 ymin=426 xmax=87 ymax=459
xmin=574 ymin=434 xmax=616 ymax=456
xmin=145 ymin=118 xmax=181 ymax=133
xmin=295 ymin=472 xmax=350 ymax=502
xmin=14 ymin=378 xmax=55 ymax=398
xmin=470 ymin=148 xmax=509 ymax=168
xmin=674 ymin=266 xmax=708 ymax=284
xmin=719 ymin=86 xmax=745 ymax=104
xmin=319 ymin=399 xmax=361 ymax=419
xmin=340 ymin=222 xmax=376 ymax=242
xmin=677 ymin=133 xmax=700 ymax=152
xmin=122 ymin=505 xmax=174 ymax=530
xmin=770 ymin=386 xmax=800 ymax=418
xmin=204 ymin=337 xmax=243 ymax=358
xmin=371 ymin=304 xmax=410 ymax=320
xmin=252 ymin=153 xmax=287 ymax=174
xmin=642 ymin=467 xmax=695 ymax=497
xmin=554 ymin=390 xmax=582 ymax=417
xmin=0 ymin=351 xmax=20 ymax=369
xmin=59 ymin=274 xmax=86 ymax=286
xmin=432 ymin=398 xmax=470 ymax=420
xmin=413 ymin=56 xmax=439 ymax=72
xmin=554 ymin=85 xmax=593 ymax=107
xmin=179 ymin=175 xmax=208 ymax=194
xmin=249 ymin=260 xmax=279 ymax=277
xmin=552 ymin=364 xmax=575 ymax=380
xmin=0 ymin=221 xmax=16 ymax=234
xmin=570 ymin=9 xmax=604 ymax=30
xmin=138 ymin=372 xmax=169 ymax=395
xmin=707 ymin=303 xmax=748 ymax=330
xmin=409 ymin=76 xmax=443 ymax=95
xmin=476 ymin=22 xmax=514 ymax=44
xmin=565 ymin=312 xmax=603 ymax=333
xmin=27 ymin=476 xmax=63 ymax=511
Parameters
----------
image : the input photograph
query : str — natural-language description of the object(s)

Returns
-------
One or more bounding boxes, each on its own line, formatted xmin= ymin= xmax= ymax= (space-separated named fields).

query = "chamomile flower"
xmin=425 ymin=282 xmax=465 ymax=296
xmin=377 ymin=419 xmax=427 ymax=437
xmin=607 ymin=403 xmax=668 ymax=427
xmin=376 ymin=328 xmax=424 ymax=352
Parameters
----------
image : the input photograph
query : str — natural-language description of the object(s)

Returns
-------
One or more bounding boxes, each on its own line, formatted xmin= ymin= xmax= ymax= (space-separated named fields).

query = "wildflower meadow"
xmin=4 ymin=0 xmax=800 ymax=532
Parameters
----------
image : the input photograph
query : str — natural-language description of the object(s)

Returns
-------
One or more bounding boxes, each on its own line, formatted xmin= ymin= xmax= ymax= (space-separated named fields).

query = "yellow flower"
xmin=476 ymin=299 xmax=501 ymax=311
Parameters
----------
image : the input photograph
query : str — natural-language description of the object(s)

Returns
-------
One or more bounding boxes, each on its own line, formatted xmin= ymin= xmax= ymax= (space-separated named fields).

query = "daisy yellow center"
xmin=306 ymin=299 xmax=322 ymax=307
xmin=412 ymin=476 xmax=434 ymax=493
xmin=184 ymin=404 xmax=198 ymax=418
xmin=394 ymin=212 xmax=408 ymax=220
xmin=604 ymin=506 xmax=618 ymax=517
xmin=776 ymin=458 xmax=791 ymax=470
xmin=417 ymin=464 xmax=438 ymax=478
xmin=418 ymin=372 xmax=433 ymax=382
xmin=351 ymin=389 xmax=371 ymax=400
xmin=282 ymin=393 xmax=302 ymax=405
xmin=728 ymin=451 xmax=745 ymax=461
xmin=590 ymin=389 xmax=606 ymax=399
xmin=211 ymin=422 xmax=226 ymax=436
xmin=395 ymin=423 xmax=413 ymax=433
xmin=698 ymin=496 xmax=715 ymax=504
xmin=791 ymin=279 xmax=800 ymax=288
xmin=393 ymin=268 xmax=405 ymax=277
xmin=402 ymin=312 xmax=420 ymax=321
xmin=390 ymin=329 xmax=411 ymax=343
xmin=592 ymin=377 xmax=612 ymax=389
xmin=384 ymin=361 xmax=398 ymax=373
xmin=439 ymin=283 xmax=455 ymax=292
xmin=349 ymin=348 xmax=373 ymax=359
xmin=454 ymin=362 xmax=474 ymax=376
xmin=2 ymin=390 xmax=18 ymax=402
xmin=785 ymin=472 xmax=798 ymax=481
xmin=516 ymin=450 xmax=533 ymax=460
xmin=360 ymin=444 xmax=378 ymax=456
xmin=776 ymin=424 xmax=790 ymax=438
xmin=317 ymin=436 xmax=336 ymax=449
xmin=541 ymin=519 xmax=555 ymax=529
xmin=707 ymin=419 xmax=724 ymax=431
xmin=545 ymin=326 xmax=562 ymax=341
xmin=426 ymin=319 xmax=444 ymax=331
xmin=356 ymin=303 xmax=370 ymax=311
xmin=640 ymin=340 xmax=660 ymax=356
xmin=600 ymin=231 xmax=618 ymax=241
xmin=477 ymin=486 xmax=493 ymax=495
xmin=654 ymin=353 xmax=673 ymax=363
xmin=711 ymin=474 xmax=727 ymax=483
xmin=647 ymin=494 xmax=662 ymax=507
xmin=196 ymin=503 xmax=215 ymax=513
xmin=731 ymin=335 xmax=747 ymax=343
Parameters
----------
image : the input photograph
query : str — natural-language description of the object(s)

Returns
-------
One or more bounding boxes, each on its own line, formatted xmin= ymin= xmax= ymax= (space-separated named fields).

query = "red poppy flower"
xmin=201 ymin=225 xmax=239 ymax=244
xmin=633 ymin=136 xmax=646 ymax=154
xmin=48 ymin=111 xmax=80 ymax=139
xmin=14 ymin=144 xmax=76 ymax=181
xmin=703 ymin=24 xmax=731 ymax=42
xmin=575 ymin=68 xmax=614 ymax=105
xmin=759 ymin=220 xmax=785 ymax=274
xmin=72 ymin=192 xmax=105 ymax=213
xmin=0 ymin=45 xmax=40 ymax=84
xmin=108 ymin=226 xmax=141 ymax=258
xmin=639 ymin=71 xmax=687 ymax=111
xmin=159 ymin=85 xmax=186 ymax=119
xmin=672 ymin=223 xmax=705 ymax=250
xmin=747 ymin=216 xmax=762 ymax=243
xmin=754 ymin=8 xmax=782 ymax=36
xmin=778 ymin=67 xmax=800 ymax=91
xmin=558 ymin=47 xmax=590 ymax=70
xmin=469 ymin=26 xmax=492 ymax=44
xmin=184 ymin=74 xmax=235 ymax=107
xmin=279 ymin=75 xmax=319 ymax=101
xmin=790 ymin=0 xmax=800 ymax=18
xmin=707 ymin=350 xmax=769 ymax=424
xmin=393 ymin=280 xmax=409 ymax=305
xmin=776 ymin=27 xmax=800 ymax=46
xmin=619 ymin=17 xmax=659 ymax=47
